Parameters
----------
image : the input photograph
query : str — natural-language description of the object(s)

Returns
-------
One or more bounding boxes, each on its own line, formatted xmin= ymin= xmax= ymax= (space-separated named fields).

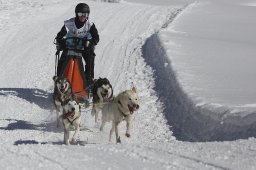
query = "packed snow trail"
xmin=0 ymin=0 xmax=179 ymax=144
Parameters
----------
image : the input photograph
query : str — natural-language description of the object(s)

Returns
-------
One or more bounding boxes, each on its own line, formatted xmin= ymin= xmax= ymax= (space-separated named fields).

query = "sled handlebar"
xmin=67 ymin=50 xmax=83 ymax=57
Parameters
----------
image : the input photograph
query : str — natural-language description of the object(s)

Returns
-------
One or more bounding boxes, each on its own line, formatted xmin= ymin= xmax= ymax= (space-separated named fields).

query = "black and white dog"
xmin=91 ymin=78 xmax=113 ymax=123
xmin=62 ymin=99 xmax=81 ymax=145
xmin=53 ymin=76 xmax=72 ymax=127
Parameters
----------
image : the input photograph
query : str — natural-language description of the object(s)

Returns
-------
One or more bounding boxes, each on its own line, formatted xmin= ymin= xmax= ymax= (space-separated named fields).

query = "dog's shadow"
xmin=14 ymin=139 xmax=96 ymax=146
xmin=0 ymin=118 xmax=42 ymax=130
xmin=0 ymin=88 xmax=54 ymax=110
xmin=0 ymin=119 xmax=94 ymax=145
xmin=0 ymin=118 xmax=59 ymax=145
xmin=0 ymin=119 xmax=95 ymax=145
xmin=14 ymin=140 xmax=48 ymax=145
xmin=0 ymin=88 xmax=97 ymax=145
xmin=0 ymin=118 xmax=62 ymax=133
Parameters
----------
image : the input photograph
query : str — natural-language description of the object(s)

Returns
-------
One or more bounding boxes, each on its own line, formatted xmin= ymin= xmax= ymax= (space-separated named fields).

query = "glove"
xmin=56 ymin=43 xmax=61 ymax=50
xmin=83 ymin=33 xmax=92 ymax=48
xmin=85 ymin=33 xmax=92 ymax=41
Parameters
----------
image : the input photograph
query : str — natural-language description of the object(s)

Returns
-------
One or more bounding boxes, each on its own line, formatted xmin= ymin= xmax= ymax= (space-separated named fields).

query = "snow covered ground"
xmin=0 ymin=0 xmax=256 ymax=169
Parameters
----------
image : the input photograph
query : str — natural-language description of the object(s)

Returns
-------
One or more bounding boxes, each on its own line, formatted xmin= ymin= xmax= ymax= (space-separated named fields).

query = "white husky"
xmin=100 ymin=87 xmax=139 ymax=143
xmin=62 ymin=99 xmax=81 ymax=145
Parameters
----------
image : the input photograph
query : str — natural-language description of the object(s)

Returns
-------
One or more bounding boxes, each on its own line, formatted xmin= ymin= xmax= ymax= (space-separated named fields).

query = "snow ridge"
xmin=142 ymin=5 xmax=256 ymax=142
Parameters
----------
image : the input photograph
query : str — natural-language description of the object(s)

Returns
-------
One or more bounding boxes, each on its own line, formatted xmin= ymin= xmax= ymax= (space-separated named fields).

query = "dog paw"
xmin=65 ymin=141 xmax=70 ymax=145
xmin=71 ymin=138 xmax=77 ymax=144
xmin=125 ymin=133 xmax=130 ymax=138
xmin=117 ymin=136 xmax=121 ymax=143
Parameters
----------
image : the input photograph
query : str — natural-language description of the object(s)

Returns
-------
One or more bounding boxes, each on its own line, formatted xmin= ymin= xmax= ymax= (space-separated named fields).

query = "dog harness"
xmin=63 ymin=111 xmax=80 ymax=125
xmin=57 ymin=89 xmax=72 ymax=106
xmin=62 ymin=98 xmax=80 ymax=125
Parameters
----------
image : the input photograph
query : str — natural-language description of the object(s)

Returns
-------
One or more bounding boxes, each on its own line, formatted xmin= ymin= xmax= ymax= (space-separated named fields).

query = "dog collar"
xmin=118 ymin=100 xmax=128 ymax=117
xmin=118 ymin=107 xmax=127 ymax=117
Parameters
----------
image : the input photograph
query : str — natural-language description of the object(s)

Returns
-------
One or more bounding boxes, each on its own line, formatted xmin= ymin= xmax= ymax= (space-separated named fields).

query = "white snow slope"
xmin=0 ymin=0 xmax=256 ymax=169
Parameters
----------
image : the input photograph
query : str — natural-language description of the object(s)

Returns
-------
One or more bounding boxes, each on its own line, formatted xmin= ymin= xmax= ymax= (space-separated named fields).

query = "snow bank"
xmin=142 ymin=4 xmax=256 ymax=141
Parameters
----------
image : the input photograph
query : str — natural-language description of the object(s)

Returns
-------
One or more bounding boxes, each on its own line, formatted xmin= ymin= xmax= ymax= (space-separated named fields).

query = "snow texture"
xmin=0 ymin=0 xmax=256 ymax=169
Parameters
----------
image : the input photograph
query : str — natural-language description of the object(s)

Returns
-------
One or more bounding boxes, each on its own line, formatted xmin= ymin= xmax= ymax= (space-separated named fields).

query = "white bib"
xmin=64 ymin=17 xmax=93 ymax=38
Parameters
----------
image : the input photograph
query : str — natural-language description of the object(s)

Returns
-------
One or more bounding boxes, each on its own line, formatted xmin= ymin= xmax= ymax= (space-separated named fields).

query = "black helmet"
xmin=75 ymin=3 xmax=90 ymax=14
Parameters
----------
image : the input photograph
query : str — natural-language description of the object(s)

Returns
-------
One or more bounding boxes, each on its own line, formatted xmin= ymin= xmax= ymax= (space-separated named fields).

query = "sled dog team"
xmin=53 ymin=76 xmax=140 ymax=145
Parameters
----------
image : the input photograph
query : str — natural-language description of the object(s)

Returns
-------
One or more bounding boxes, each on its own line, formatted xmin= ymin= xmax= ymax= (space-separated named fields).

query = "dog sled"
xmin=54 ymin=35 xmax=92 ymax=104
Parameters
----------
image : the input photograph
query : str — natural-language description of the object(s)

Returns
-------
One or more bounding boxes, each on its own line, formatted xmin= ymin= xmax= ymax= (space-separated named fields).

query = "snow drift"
xmin=142 ymin=20 xmax=256 ymax=142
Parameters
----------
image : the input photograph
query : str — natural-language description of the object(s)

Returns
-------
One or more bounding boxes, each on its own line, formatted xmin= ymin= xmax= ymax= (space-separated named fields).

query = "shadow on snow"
xmin=0 ymin=88 xmax=54 ymax=110
xmin=13 ymin=140 xmax=94 ymax=146
xmin=0 ymin=88 xmax=97 ymax=146
xmin=0 ymin=118 xmax=93 ymax=145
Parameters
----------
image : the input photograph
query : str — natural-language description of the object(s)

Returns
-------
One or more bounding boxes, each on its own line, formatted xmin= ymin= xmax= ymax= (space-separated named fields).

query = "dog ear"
xmin=71 ymin=94 xmax=77 ymax=101
xmin=62 ymin=99 xmax=71 ymax=106
xmin=131 ymin=87 xmax=137 ymax=93
xmin=53 ymin=76 xmax=58 ymax=82
xmin=105 ymin=78 xmax=110 ymax=84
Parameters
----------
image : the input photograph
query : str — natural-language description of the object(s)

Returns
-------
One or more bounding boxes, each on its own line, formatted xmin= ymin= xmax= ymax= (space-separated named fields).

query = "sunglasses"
xmin=77 ymin=12 xmax=89 ymax=17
